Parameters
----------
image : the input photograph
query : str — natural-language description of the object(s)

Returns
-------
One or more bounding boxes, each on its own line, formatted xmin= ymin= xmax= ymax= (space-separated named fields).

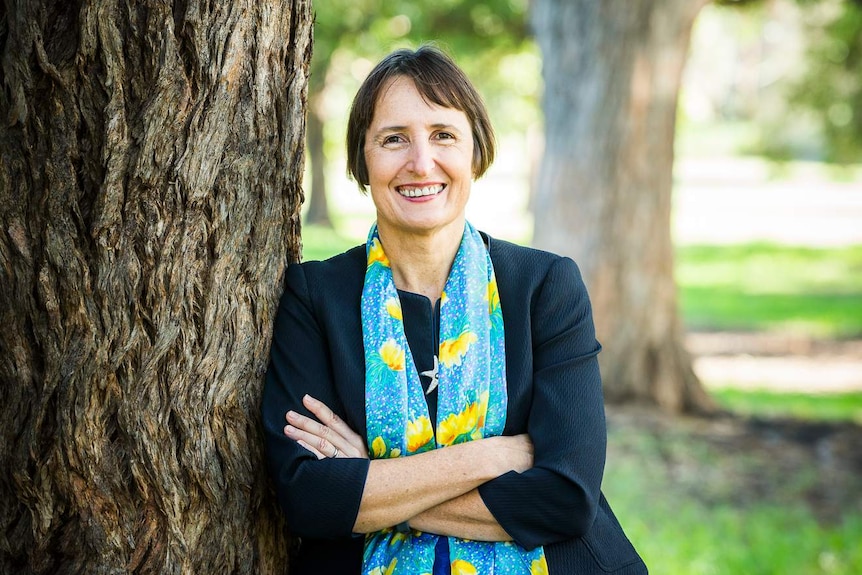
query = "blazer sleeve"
xmin=261 ymin=262 xmax=370 ymax=539
xmin=478 ymin=256 xmax=606 ymax=550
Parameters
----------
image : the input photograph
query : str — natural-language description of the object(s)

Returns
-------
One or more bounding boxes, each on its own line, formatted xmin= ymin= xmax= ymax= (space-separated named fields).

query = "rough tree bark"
xmin=531 ymin=0 xmax=715 ymax=412
xmin=0 ymin=0 xmax=311 ymax=573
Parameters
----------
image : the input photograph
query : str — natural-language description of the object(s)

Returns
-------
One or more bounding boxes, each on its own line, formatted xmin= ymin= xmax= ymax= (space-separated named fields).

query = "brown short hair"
xmin=346 ymin=45 xmax=496 ymax=190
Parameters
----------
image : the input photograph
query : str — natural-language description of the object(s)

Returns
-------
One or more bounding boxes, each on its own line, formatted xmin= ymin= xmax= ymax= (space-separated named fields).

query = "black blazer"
xmin=262 ymin=234 xmax=647 ymax=574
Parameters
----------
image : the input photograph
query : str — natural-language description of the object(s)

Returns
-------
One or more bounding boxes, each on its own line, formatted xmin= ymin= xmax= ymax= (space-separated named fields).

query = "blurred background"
xmin=299 ymin=1 xmax=862 ymax=572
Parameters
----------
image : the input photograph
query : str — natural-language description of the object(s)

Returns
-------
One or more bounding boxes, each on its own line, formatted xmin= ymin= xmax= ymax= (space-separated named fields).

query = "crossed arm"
xmin=284 ymin=393 xmax=533 ymax=540
xmin=264 ymin=255 xmax=605 ymax=548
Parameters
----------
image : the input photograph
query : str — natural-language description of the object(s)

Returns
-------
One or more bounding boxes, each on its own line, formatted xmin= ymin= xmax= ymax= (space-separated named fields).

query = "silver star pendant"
xmin=421 ymin=355 xmax=439 ymax=395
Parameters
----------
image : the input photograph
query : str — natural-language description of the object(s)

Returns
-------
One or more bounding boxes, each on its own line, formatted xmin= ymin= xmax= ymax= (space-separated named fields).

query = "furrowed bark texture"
xmin=531 ymin=0 xmax=714 ymax=413
xmin=0 ymin=0 xmax=312 ymax=572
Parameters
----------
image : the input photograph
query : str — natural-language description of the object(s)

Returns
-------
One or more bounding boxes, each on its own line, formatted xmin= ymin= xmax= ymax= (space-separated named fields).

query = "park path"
xmin=688 ymin=331 xmax=862 ymax=394
xmin=673 ymin=157 xmax=862 ymax=248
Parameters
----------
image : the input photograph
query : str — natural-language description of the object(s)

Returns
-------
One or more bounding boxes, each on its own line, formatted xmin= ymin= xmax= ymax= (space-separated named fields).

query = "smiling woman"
xmin=362 ymin=76 xmax=475 ymax=263
xmin=261 ymin=45 xmax=647 ymax=575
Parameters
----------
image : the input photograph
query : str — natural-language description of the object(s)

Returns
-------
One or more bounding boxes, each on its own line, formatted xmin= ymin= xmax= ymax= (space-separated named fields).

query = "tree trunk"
xmin=531 ymin=0 xmax=715 ymax=413
xmin=304 ymin=91 xmax=332 ymax=227
xmin=0 ymin=0 xmax=311 ymax=573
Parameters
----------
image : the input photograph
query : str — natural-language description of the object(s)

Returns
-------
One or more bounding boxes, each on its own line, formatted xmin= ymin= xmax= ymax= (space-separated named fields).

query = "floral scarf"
xmin=361 ymin=222 xmax=548 ymax=575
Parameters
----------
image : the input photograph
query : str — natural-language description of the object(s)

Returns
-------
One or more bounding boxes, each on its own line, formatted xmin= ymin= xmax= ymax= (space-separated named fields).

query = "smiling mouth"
xmin=397 ymin=184 xmax=445 ymax=198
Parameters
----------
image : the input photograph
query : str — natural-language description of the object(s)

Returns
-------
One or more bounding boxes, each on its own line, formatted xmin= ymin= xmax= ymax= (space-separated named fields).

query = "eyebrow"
xmin=371 ymin=123 xmax=464 ymax=138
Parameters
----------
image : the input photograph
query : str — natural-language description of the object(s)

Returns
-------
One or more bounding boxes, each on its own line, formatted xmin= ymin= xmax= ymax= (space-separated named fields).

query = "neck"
xmin=377 ymin=220 xmax=465 ymax=302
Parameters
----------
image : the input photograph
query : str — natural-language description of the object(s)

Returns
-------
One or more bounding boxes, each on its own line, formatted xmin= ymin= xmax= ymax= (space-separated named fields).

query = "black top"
xmin=262 ymin=234 xmax=647 ymax=574
xmin=400 ymin=292 xmax=442 ymax=424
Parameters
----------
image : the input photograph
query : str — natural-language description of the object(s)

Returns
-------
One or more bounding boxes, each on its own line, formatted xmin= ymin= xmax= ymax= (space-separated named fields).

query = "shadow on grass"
xmin=604 ymin=405 xmax=862 ymax=574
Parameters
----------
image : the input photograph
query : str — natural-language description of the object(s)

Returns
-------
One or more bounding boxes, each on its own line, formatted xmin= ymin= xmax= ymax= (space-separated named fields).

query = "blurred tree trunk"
xmin=0 ymin=0 xmax=311 ymax=573
xmin=531 ymin=0 xmax=715 ymax=413
xmin=304 ymin=89 xmax=332 ymax=227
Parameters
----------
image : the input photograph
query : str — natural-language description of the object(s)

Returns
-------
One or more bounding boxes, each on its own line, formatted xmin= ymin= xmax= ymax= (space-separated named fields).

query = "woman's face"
xmin=364 ymin=76 xmax=474 ymax=240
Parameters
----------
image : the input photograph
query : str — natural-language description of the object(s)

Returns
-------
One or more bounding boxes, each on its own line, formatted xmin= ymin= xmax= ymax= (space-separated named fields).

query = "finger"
xmin=285 ymin=409 xmax=333 ymax=439
xmin=296 ymin=439 xmax=327 ymax=460
xmin=302 ymin=395 xmax=357 ymax=440
xmin=285 ymin=411 xmax=340 ymax=449
xmin=284 ymin=424 xmax=339 ymax=458
xmin=302 ymin=395 xmax=369 ymax=456
xmin=284 ymin=412 xmax=359 ymax=458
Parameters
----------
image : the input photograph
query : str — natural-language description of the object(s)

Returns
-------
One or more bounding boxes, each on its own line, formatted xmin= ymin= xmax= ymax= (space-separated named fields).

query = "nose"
xmin=408 ymin=140 xmax=435 ymax=176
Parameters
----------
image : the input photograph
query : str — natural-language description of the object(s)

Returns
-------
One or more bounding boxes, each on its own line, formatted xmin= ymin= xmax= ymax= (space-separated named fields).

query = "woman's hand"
xmin=285 ymin=395 xmax=536 ymax=535
xmin=487 ymin=433 xmax=534 ymax=474
xmin=284 ymin=394 xmax=533 ymax=471
xmin=284 ymin=394 xmax=369 ymax=459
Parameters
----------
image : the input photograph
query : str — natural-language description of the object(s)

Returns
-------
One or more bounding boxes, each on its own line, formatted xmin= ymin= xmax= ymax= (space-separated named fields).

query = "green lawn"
xmin=677 ymin=243 xmax=862 ymax=338
xmin=711 ymin=389 xmax=862 ymax=423
xmin=300 ymin=224 xmax=359 ymax=262
xmin=630 ymin=241 xmax=862 ymax=572
xmin=605 ymin=454 xmax=862 ymax=575
xmin=603 ymin=413 xmax=862 ymax=575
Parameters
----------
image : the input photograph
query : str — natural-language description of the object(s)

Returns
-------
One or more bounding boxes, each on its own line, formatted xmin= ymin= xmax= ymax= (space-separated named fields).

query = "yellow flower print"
xmin=487 ymin=276 xmax=500 ymax=314
xmin=531 ymin=555 xmax=549 ymax=575
xmin=476 ymin=390 xmax=489 ymax=430
xmin=436 ymin=401 xmax=481 ymax=447
xmin=367 ymin=237 xmax=390 ymax=268
xmin=385 ymin=297 xmax=403 ymax=321
xmin=436 ymin=414 xmax=458 ymax=447
xmin=439 ymin=330 xmax=478 ymax=368
xmin=371 ymin=436 xmax=400 ymax=459
xmin=440 ymin=291 xmax=449 ymax=306
xmin=371 ymin=436 xmax=387 ymax=458
xmin=462 ymin=402 xmax=480 ymax=431
xmin=451 ymin=559 xmax=477 ymax=575
xmin=406 ymin=415 xmax=433 ymax=453
xmin=389 ymin=531 xmax=409 ymax=546
xmin=368 ymin=557 xmax=398 ymax=575
xmin=379 ymin=338 xmax=405 ymax=372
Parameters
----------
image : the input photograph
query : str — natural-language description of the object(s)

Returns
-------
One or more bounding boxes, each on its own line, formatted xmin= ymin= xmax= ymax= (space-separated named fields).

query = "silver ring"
xmin=331 ymin=446 xmax=340 ymax=458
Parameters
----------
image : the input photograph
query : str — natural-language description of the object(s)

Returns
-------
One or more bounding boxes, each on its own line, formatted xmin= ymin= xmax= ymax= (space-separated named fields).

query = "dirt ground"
xmin=606 ymin=331 xmax=862 ymax=524
xmin=688 ymin=331 xmax=862 ymax=394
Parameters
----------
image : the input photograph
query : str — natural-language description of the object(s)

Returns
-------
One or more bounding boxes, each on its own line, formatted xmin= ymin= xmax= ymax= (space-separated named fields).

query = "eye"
xmin=434 ymin=131 xmax=455 ymax=141
xmin=382 ymin=134 xmax=405 ymax=146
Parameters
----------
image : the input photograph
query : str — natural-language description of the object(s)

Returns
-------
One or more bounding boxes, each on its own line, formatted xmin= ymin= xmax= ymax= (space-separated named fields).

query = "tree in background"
xmin=788 ymin=0 xmax=862 ymax=164
xmin=303 ymin=0 xmax=379 ymax=226
xmin=531 ymin=0 xmax=715 ymax=412
xmin=303 ymin=0 xmax=531 ymax=227
xmin=0 ymin=1 xmax=311 ymax=572
xmin=685 ymin=0 xmax=862 ymax=164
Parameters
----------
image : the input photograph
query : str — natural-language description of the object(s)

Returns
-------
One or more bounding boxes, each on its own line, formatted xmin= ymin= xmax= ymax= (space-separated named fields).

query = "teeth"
xmin=398 ymin=185 xmax=444 ymax=198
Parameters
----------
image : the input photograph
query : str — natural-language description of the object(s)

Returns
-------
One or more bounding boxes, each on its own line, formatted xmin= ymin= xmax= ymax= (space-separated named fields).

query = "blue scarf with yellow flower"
xmin=361 ymin=222 xmax=547 ymax=575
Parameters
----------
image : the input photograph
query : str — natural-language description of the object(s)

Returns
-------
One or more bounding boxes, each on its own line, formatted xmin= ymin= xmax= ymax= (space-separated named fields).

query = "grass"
xmin=609 ymin=483 xmax=862 ymax=575
xmin=711 ymin=389 xmax=862 ymax=423
xmin=618 ymin=240 xmax=862 ymax=572
xmin=604 ymin=420 xmax=862 ymax=575
xmin=677 ymin=243 xmax=862 ymax=338
xmin=299 ymin=224 xmax=359 ymax=262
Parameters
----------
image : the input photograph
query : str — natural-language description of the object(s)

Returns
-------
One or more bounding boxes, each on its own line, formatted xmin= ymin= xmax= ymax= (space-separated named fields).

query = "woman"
xmin=262 ymin=46 xmax=647 ymax=574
